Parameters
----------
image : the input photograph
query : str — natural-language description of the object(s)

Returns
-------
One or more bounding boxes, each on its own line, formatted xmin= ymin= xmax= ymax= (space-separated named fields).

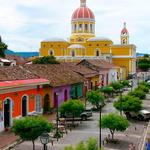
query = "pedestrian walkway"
xmin=0 ymin=112 xmax=57 ymax=150
xmin=0 ymin=131 xmax=18 ymax=149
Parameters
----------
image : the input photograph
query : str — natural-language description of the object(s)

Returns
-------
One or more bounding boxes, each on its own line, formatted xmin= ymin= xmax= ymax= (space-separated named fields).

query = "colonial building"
xmin=0 ymin=78 xmax=49 ymax=132
xmin=40 ymin=0 xmax=136 ymax=78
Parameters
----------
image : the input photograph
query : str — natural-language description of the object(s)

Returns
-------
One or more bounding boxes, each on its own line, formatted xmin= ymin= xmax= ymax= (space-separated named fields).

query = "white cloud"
xmin=0 ymin=0 xmax=150 ymax=53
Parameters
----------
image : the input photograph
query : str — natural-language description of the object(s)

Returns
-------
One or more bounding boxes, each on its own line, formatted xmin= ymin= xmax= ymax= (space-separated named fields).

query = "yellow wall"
xmin=43 ymin=87 xmax=53 ymax=107
xmin=40 ymin=42 xmax=69 ymax=56
xmin=91 ymin=75 xmax=100 ymax=89
xmin=111 ymin=46 xmax=130 ymax=55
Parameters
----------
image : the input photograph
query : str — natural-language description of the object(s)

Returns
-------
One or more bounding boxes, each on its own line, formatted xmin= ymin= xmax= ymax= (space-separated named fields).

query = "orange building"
xmin=0 ymin=79 xmax=49 ymax=131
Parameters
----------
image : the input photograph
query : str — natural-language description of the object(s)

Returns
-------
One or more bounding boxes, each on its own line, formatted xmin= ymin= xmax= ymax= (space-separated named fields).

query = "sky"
xmin=0 ymin=0 xmax=150 ymax=53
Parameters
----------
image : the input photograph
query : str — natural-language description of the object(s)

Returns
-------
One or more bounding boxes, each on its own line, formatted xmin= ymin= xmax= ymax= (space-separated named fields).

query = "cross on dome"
xmin=80 ymin=0 xmax=86 ymax=7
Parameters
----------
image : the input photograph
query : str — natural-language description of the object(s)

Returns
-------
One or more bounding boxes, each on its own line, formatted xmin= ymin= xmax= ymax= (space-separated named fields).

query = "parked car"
xmin=59 ymin=109 xmax=93 ymax=121
xmin=125 ymin=109 xmax=150 ymax=121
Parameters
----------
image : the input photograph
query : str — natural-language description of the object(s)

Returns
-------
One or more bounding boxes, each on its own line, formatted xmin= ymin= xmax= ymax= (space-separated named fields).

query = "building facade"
xmin=0 ymin=79 xmax=49 ymax=132
xmin=40 ymin=0 xmax=136 ymax=78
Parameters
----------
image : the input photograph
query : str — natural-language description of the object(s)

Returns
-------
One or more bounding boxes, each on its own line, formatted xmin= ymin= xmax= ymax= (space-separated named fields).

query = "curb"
xmin=2 ymin=139 xmax=22 ymax=150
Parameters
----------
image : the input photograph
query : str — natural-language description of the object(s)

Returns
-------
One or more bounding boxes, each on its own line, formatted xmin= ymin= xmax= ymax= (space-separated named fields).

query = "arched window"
xmin=22 ymin=95 xmax=28 ymax=117
xmin=49 ymin=50 xmax=54 ymax=56
xmin=74 ymin=24 xmax=77 ymax=32
xmin=79 ymin=24 xmax=82 ymax=31
xmin=122 ymin=39 xmax=126 ymax=44
xmin=85 ymin=24 xmax=88 ymax=32
xmin=96 ymin=49 xmax=100 ymax=56
xmin=71 ymin=50 xmax=75 ymax=57
xmin=90 ymin=24 xmax=93 ymax=33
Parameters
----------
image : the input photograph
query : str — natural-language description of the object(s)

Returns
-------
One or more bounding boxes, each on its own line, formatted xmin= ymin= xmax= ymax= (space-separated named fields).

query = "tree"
xmin=43 ymin=94 xmax=51 ymax=114
xmin=100 ymin=86 xmax=114 ymax=99
xmin=114 ymin=95 xmax=142 ymax=113
xmin=0 ymin=37 xmax=8 ymax=58
xmin=120 ymin=80 xmax=130 ymax=88
xmin=128 ymin=90 xmax=146 ymax=99
xmin=138 ymin=58 xmax=150 ymax=71
xmin=135 ymin=85 xmax=149 ymax=93
xmin=86 ymin=91 xmax=105 ymax=109
xmin=32 ymin=56 xmax=60 ymax=64
xmin=59 ymin=99 xmax=85 ymax=117
xmin=101 ymin=113 xmax=129 ymax=140
xmin=12 ymin=117 xmax=53 ymax=150
xmin=110 ymin=82 xmax=124 ymax=93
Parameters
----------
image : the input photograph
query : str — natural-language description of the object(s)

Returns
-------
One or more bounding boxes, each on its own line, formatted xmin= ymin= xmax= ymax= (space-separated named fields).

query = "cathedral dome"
xmin=72 ymin=0 xmax=95 ymax=21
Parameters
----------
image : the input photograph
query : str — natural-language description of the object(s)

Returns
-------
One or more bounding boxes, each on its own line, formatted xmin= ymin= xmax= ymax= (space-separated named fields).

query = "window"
xmin=90 ymin=24 xmax=93 ymax=32
xmin=79 ymin=24 xmax=82 ymax=31
xmin=74 ymin=24 xmax=77 ymax=32
xmin=96 ymin=49 xmax=100 ymax=56
xmin=85 ymin=24 xmax=88 ymax=31
xmin=49 ymin=50 xmax=54 ymax=56
xmin=71 ymin=50 xmax=75 ymax=57
xmin=123 ymin=39 xmax=126 ymax=44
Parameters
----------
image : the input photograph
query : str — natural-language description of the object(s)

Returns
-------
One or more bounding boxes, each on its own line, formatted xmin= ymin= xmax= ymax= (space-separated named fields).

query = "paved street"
xmin=12 ymin=93 xmax=150 ymax=150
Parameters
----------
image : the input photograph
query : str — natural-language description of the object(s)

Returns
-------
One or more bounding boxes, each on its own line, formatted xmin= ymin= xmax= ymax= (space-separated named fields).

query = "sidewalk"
xmin=0 ymin=113 xmax=57 ymax=150
xmin=0 ymin=131 xmax=19 ymax=150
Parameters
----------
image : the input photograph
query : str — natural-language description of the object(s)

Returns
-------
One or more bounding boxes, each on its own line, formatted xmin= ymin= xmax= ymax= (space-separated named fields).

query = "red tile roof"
xmin=0 ymin=66 xmax=39 ymax=81
xmin=23 ymin=64 xmax=84 ymax=87
xmin=78 ymin=59 xmax=119 ymax=69
xmin=61 ymin=62 xmax=99 ymax=78
xmin=0 ymin=79 xmax=49 ymax=89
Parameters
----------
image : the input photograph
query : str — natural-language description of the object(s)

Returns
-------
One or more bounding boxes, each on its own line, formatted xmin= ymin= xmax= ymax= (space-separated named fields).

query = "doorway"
xmin=22 ymin=96 xmax=28 ymax=117
xmin=4 ymin=99 xmax=11 ymax=128
xmin=54 ymin=93 xmax=57 ymax=108
xmin=64 ymin=90 xmax=68 ymax=102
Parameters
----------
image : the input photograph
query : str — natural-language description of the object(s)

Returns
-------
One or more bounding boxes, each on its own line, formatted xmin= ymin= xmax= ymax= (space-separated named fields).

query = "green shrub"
xmin=120 ymin=80 xmax=130 ymax=87
xmin=135 ymin=85 xmax=149 ymax=93
xmin=64 ymin=137 xmax=101 ymax=150
xmin=128 ymin=90 xmax=146 ymax=99
xmin=139 ymin=81 xmax=150 ymax=89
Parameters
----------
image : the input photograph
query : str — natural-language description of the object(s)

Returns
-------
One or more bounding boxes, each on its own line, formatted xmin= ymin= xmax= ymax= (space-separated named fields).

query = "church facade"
xmin=40 ymin=0 xmax=136 ymax=78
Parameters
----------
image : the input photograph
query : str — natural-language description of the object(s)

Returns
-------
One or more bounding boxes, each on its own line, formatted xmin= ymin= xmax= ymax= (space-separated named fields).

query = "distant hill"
xmin=136 ymin=53 xmax=146 ymax=57
xmin=5 ymin=50 xmax=39 ymax=58
xmin=5 ymin=49 xmax=15 ymax=55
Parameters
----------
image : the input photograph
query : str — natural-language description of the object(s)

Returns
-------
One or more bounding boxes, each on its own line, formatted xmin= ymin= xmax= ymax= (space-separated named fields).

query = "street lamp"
xmin=137 ymin=76 xmax=140 ymax=85
xmin=142 ymin=73 xmax=145 ymax=82
xmin=119 ymin=89 xmax=123 ymax=116
xmin=130 ymin=80 xmax=133 ymax=92
xmin=56 ymin=92 xmax=59 ymax=141
xmin=99 ymin=104 xmax=102 ymax=148
xmin=40 ymin=132 xmax=50 ymax=150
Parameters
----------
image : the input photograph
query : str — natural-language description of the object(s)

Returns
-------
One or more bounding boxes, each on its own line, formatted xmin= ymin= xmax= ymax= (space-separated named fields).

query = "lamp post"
xmin=142 ymin=73 xmax=145 ymax=82
xmin=130 ymin=80 xmax=133 ymax=92
xmin=99 ymin=104 xmax=102 ymax=148
xmin=137 ymin=76 xmax=140 ymax=85
xmin=40 ymin=132 xmax=50 ymax=150
xmin=56 ymin=92 xmax=59 ymax=141
xmin=119 ymin=89 xmax=123 ymax=116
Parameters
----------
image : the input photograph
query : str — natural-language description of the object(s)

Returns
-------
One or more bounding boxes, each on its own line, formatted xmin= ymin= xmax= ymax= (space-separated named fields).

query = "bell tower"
xmin=121 ymin=22 xmax=129 ymax=45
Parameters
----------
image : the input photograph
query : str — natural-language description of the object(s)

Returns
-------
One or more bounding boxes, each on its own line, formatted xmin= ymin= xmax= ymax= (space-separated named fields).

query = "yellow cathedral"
xmin=40 ymin=0 xmax=136 ymax=78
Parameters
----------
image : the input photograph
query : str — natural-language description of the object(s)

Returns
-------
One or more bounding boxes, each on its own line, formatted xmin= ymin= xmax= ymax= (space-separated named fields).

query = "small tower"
xmin=121 ymin=22 xmax=129 ymax=45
